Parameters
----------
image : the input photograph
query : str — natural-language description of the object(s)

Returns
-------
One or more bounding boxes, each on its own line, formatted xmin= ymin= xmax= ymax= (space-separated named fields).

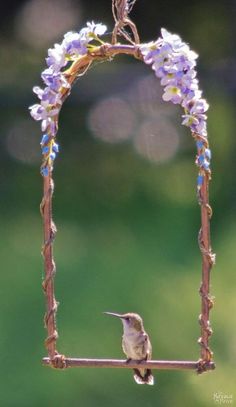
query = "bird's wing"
xmin=142 ymin=333 xmax=152 ymax=360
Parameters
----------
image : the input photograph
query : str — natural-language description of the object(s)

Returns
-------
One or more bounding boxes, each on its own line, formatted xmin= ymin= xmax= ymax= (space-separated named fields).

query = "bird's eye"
xmin=126 ymin=317 xmax=130 ymax=322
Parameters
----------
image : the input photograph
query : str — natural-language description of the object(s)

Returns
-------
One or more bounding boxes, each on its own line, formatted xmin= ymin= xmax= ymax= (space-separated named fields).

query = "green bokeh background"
xmin=0 ymin=1 xmax=235 ymax=406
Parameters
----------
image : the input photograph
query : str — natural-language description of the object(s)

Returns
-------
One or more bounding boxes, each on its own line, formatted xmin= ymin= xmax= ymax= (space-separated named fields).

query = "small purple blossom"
xmin=50 ymin=152 xmax=56 ymax=161
xmin=62 ymin=22 xmax=107 ymax=57
xmin=29 ymin=104 xmax=46 ymax=121
xmin=41 ymin=117 xmax=57 ymax=135
xmin=63 ymin=31 xmax=88 ymax=56
xmin=42 ymin=146 xmax=49 ymax=154
xmin=40 ymin=134 xmax=49 ymax=145
xmin=205 ymin=148 xmax=211 ymax=160
xmin=33 ymin=86 xmax=62 ymax=106
xmin=46 ymin=43 xmax=66 ymax=71
xmin=29 ymin=103 xmax=59 ymax=122
xmin=197 ymin=174 xmax=204 ymax=186
xmin=41 ymin=166 xmax=49 ymax=177
xmin=86 ymin=21 xmax=107 ymax=36
xmin=52 ymin=142 xmax=59 ymax=153
xmin=41 ymin=68 xmax=70 ymax=92
xmin=162 ymin=85 xmax=183 ymax=104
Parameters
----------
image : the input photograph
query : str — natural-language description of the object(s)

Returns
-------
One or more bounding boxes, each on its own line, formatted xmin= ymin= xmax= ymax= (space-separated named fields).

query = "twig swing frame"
xmin=32 ymin=1 xmax=216 ymax=375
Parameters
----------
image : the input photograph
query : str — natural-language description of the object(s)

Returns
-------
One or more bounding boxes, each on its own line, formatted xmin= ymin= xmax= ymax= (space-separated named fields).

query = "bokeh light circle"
xmin=134 ymin=116 xmax=180 ymax=163
xmin=88 ymin=97 xmax=136 ymax=143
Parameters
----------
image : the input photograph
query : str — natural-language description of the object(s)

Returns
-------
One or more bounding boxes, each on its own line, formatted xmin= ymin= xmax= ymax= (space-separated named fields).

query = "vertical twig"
xmin=40 ymin=172 xmax=58 ymax=360
xmin=195 ymin=135 xmax=215 ymax=373
xmin=112 ymin=0 xmax=140 ymax=44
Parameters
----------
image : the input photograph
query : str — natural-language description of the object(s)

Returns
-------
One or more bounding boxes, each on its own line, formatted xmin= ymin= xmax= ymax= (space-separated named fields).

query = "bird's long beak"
xmin=103 ymin=311 xmax=124 ymax=319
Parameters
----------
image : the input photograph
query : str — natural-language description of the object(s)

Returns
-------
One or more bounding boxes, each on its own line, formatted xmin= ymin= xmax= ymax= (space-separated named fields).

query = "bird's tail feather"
xmin=133 ymin=369 xmax=154 ymax=385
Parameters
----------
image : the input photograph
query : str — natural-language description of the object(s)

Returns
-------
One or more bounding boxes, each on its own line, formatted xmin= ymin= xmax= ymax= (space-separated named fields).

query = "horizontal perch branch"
xmin=42 ymin=357 xmax=215 ymax=372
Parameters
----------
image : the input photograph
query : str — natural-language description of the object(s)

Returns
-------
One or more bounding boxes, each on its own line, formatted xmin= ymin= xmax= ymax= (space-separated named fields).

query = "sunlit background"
xmin=0 ymin=0 xmax=235 ymax=406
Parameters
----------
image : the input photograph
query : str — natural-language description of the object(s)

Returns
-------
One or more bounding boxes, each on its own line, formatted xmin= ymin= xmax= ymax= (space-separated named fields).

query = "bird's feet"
xmin=126 ymin=357 xmax=147 ymax=364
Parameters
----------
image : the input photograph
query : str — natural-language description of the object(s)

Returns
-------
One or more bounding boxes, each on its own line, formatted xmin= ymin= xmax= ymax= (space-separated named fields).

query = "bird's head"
xmin=104 ymin=311 xmax=144 ymax=332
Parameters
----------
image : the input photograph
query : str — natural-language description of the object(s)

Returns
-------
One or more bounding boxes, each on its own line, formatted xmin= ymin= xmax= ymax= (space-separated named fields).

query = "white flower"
xmin=86 ymin=21 xmax=107 ymax=36
xmin=46 ymin=43 xmax=66 ymax=71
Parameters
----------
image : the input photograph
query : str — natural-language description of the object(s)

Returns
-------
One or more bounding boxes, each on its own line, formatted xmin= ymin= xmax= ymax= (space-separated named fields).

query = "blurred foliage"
xmin=0 ymin=0 xmax=236 ymax=406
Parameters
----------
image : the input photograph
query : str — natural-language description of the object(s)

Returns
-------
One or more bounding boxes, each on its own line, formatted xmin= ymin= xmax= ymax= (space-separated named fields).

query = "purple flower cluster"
xmin=140 ymin=28 xmax=211 ymax=185
xmin=29 ymin=22 xmax=107 ymax=176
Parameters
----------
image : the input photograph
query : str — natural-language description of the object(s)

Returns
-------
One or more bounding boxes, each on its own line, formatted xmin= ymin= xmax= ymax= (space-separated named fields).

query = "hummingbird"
xmin=104 ymin=312 xmax=154 ymax=385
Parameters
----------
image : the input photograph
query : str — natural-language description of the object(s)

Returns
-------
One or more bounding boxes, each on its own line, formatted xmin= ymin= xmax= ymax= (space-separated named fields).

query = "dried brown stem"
xmin=195 ymin=135 xmax=215 ymax=370
xmin=66 ymin=44 xmax=142 ymax=79
xmin=40 ymin=172 xmax=58 ymax=359
xmin=42 ymin=357 xmax=215 ymax=371
xmin=112 ymin=0 xmax=140 ymax=44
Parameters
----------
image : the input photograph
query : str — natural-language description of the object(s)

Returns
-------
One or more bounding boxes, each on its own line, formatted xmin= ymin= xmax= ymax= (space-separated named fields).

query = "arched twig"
xmin=30 ymin=17 xmax=215 ymax=373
